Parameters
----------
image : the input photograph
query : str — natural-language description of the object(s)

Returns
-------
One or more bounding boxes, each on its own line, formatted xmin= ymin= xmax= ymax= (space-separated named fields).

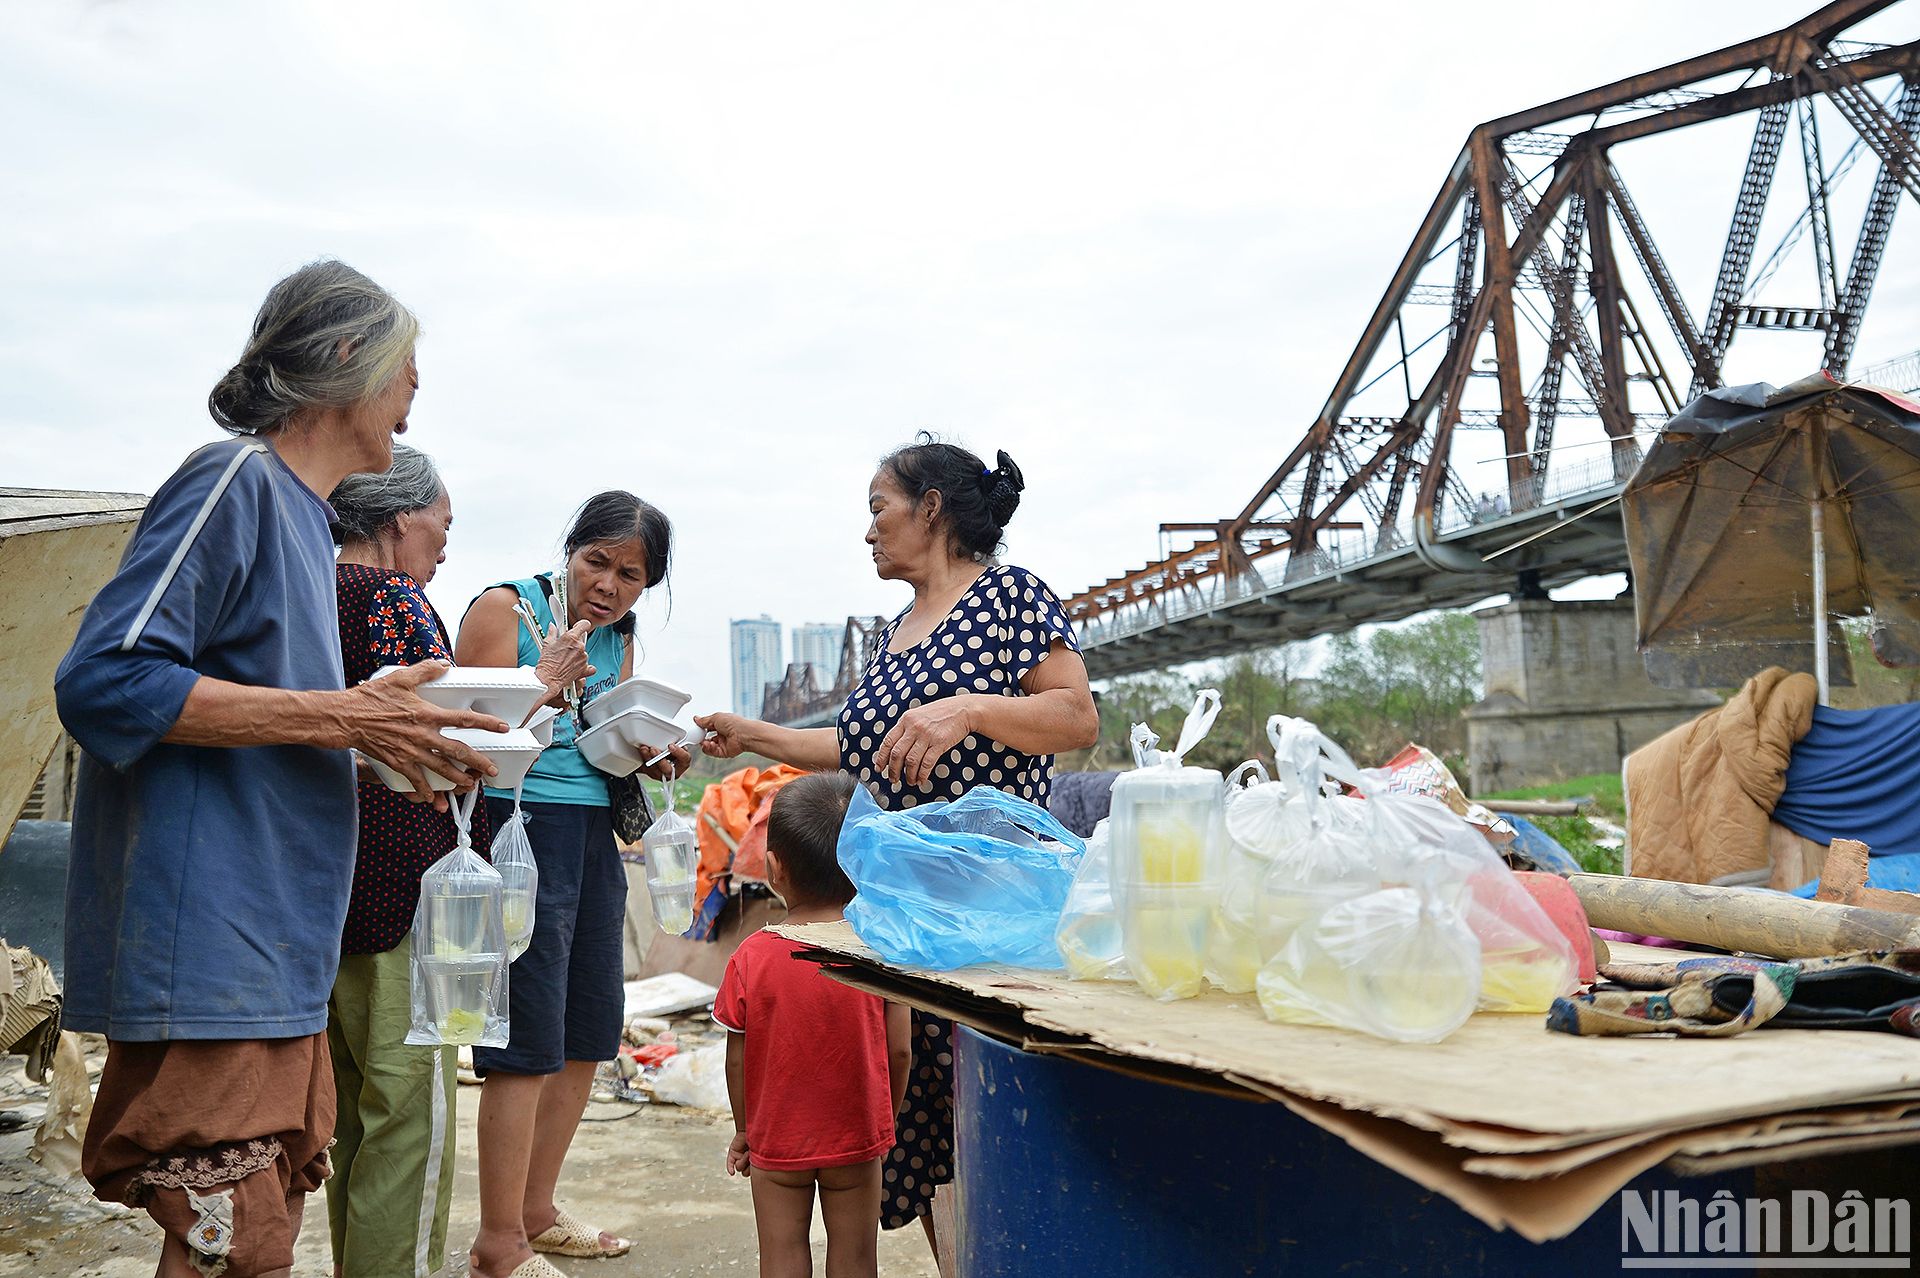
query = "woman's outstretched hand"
xmin=694 ymin=712 xmax=751 ymax=759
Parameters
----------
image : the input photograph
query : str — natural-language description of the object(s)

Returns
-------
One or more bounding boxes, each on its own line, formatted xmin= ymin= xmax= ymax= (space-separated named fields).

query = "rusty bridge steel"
xmin=1069 ymin=0 xmax=1920 ymax=678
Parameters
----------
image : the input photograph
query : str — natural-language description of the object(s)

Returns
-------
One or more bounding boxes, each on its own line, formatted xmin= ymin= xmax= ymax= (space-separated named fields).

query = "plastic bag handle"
xmin=653 ymin=761 xmax=678 ymax=819
xmin=1128 ymin=722 xmax=1160 ymax=770
xmin=450 ymin=786 xmax=479 ymax=850
xmin=1225 ymin=760 xmax=1269 ymax=789
xmin=1171 ymin=688 xmax=1222 ymax=761
xmin=1266 ymin=714 xmax=1365 ymax=791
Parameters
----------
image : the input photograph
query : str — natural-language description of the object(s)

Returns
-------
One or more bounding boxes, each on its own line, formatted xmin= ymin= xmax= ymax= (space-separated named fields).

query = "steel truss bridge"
xmin=1070 ymin=0 xmax=1920 ymax=679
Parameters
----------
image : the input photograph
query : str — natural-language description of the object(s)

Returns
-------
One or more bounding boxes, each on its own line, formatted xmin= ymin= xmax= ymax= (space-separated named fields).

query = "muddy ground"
xmin=0 ymin=1045 xmax=941 ymax=1278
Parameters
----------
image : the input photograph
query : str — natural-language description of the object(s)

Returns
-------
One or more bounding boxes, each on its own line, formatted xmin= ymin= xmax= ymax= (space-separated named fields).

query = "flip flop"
xmin=529 ymin=1206 xmax=633 ymax=1259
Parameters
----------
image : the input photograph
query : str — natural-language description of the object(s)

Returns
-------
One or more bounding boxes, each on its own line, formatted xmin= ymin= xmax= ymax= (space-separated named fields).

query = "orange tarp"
xmin=694 ymin=765 xmax=809 ymax=907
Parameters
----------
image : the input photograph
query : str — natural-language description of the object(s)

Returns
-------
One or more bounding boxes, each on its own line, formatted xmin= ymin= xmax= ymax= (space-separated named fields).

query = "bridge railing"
xmin=1435 ymin=445 xmax=1640 ymax=538
xmin=1074 ymin=445 xmax=1640 ymax=651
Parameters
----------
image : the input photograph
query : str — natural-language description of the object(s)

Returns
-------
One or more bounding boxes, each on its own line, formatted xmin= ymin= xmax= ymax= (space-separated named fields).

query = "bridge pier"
xmin=1464 ymin=598 xmax=1718 ymax=795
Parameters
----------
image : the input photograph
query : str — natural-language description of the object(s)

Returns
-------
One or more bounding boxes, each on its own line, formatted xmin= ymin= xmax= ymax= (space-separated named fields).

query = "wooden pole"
xmin=1569 ymin=873 xmax=1920 ymax=958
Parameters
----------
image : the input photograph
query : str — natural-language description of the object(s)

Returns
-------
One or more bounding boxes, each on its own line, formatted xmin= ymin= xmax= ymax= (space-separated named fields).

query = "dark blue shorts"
xmin=472 ymin=798 xmax=627 ymax=1077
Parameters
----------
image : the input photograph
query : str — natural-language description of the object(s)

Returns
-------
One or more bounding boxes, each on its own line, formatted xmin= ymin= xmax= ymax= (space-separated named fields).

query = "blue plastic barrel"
xmin=952 ymin=1025 xmax=1909 ymax=1276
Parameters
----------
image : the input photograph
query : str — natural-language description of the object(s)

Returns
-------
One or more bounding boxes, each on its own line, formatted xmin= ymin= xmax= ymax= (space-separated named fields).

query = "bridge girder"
xmin=1068 ymin=0 xmax=1920 ymax=669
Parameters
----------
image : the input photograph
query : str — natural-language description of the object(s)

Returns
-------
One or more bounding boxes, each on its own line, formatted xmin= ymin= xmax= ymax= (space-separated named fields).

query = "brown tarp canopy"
xmin=1624 ymin=373 xmax=1920 ymax=689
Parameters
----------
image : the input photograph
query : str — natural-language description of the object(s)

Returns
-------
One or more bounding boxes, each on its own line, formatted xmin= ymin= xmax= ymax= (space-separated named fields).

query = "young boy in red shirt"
xmin=715 ymin=773 xmax=911 ymax=1278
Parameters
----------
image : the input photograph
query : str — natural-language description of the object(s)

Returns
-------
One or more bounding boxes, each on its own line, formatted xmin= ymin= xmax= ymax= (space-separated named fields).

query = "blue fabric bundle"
xmin=1775 ymin=701 xmax=1920 ymax=859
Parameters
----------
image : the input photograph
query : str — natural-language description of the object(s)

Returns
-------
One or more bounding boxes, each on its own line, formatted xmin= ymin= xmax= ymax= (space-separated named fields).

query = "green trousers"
xmin=326 ymin=940 xmax=458 ymax=1278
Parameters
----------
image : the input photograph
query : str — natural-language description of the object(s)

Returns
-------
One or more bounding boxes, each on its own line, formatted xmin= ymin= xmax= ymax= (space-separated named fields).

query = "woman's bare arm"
xmin=166 ymin=663 xmax=506 ymax=804
xmin=694 ymin=714 xmax=841 ymax=772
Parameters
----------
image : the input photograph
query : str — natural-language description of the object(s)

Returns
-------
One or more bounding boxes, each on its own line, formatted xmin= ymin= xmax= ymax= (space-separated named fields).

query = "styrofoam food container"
xmin=577 ymin=708 xmax=700 ymax=778
xmin=366 ymin=727 xmax=546 ymax=794
xmin=370 ymin=664 xmax=549 ymax=727
xmin=583 ymin=677 xmax=693 ymax=728
xmin=523 ymin=704 xmax=561 ymax=747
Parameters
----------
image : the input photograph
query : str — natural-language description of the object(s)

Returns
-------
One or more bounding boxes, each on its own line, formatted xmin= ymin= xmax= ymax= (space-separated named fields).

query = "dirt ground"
xmin=0 ymin=1045 xmax=941 ymax=1278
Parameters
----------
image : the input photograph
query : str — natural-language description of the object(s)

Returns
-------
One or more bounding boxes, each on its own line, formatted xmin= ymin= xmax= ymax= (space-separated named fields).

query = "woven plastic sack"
xmin=491 ymin=787 xmax=538 ymax=962
xmin=840 ymin=784 xmax=1084 ymax=970
xmin=1056 ymin=819 xmax=1127 ymax=981
xmin=408 ymin=791 xmax=510 ymax=1047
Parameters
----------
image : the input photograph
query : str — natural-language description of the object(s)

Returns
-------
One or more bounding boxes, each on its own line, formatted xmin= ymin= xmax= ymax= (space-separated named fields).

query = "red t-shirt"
xmin=713 ymin=929 xmax=894 ymax=1171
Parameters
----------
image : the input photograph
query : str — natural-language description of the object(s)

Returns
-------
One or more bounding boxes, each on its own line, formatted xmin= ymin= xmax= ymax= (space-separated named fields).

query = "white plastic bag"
xmin=1255 ymin=880 xmax=1482 ymax=1043
xmin=1056 ymin=819 xmax=1127 ymax=981
xmin=650 ymin=1042 xmax=731 ymax=1111
xmin=491 ymin=786 xmax=538 ymax=962
xmin=1204 ymin=761 xmax=1277 ymax=992
xmin=1109 ymin=691 xmax=1227 ymax=1001
xmin=642 ymin=771 xmax=699 ymax=936
xmin=1251 ymin=717 xmax=1382 ymax=971
xmin=1367 ymin=793 xmax=1578 ymax=1013
xmin=407 ymin=791 xmax=510 ymax=1048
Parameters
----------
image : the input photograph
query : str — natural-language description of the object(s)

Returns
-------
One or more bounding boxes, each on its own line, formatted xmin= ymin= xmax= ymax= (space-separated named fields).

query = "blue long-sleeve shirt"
xmin=56 ymin=437 xmax=357 ymax=1040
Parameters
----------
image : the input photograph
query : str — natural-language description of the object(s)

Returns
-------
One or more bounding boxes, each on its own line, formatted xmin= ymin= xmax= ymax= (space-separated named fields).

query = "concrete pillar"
xmin=1464 ymin=598 xmax=1718 ymax=794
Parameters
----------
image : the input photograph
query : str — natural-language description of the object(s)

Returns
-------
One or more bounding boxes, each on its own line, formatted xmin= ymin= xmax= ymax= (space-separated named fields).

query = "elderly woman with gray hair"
xmin=56 ymin=261 xmax=508 ymax=1278
xmin=324 ymin=446 xmax=588 ymax=1278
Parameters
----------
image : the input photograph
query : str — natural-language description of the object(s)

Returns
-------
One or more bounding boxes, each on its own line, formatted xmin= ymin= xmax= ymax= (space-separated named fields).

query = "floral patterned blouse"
xmin=335 ymin=563 xmax=490 ymax=955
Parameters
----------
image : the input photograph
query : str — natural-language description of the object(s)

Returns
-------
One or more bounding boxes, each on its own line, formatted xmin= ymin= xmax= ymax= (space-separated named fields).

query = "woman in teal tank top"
xmin=455 ymin=492 xmax=684 ymax=1277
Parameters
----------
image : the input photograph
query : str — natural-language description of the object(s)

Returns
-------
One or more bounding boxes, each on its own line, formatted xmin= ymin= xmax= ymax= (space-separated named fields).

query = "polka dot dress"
xmin=335 ymin=564 xmax=491 ymax=956
xmin=838 ymin=564 xmax=1080 ymax=1230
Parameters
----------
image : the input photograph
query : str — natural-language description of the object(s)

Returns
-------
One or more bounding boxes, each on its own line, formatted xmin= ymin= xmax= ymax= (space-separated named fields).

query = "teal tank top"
xmin=480 ymin=575 xmax=630 ymax=807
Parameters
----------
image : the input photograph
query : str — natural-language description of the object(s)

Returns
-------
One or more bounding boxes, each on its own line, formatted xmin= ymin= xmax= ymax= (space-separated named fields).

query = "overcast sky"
xmin=8 ymin=0 xmax=1914 ymax=715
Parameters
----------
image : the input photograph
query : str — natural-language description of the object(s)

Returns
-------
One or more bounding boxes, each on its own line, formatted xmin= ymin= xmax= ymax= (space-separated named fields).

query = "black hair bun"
xmin=985 ymin=450 xmax=1023 ymax=527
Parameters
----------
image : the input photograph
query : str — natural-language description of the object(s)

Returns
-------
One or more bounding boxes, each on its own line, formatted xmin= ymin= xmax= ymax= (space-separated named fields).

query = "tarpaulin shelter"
xmin=689 ymin=764 xmax=807 ymax=938
xmin=1623 ymin=373 xmax=1920 ymax=702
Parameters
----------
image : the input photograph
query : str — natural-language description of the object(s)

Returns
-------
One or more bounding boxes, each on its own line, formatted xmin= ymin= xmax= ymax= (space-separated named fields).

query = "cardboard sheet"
xmin=776 ymin=921 xmax=1920 ymax=1241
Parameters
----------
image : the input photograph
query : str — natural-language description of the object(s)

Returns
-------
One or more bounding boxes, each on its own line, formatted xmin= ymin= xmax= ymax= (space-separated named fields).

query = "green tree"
xmin=1089 ymin=670 xmax=1195 ymax=769
xmin=1082 ymin=612 xmax=1485 ymax=776
xmin=1312 ymin=613 xmax=1481 ymax=767
xmin=1188 ymin=648 xmax=1310 ymax=774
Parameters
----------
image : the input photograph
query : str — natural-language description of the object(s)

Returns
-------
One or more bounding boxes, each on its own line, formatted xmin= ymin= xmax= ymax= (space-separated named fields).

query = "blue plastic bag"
xmin=839 ymin=784 xmax=1086 ymax=970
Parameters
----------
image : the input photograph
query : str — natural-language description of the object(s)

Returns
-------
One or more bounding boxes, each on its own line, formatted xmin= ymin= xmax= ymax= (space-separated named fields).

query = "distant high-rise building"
xmin=730 ymin=616 xmax=783 ymax=717
xmin=793 ymin=622 xmax=845 ymax=686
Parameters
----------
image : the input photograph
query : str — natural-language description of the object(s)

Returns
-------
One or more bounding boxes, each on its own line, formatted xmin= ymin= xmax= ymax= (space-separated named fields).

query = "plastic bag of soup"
xmin=839 ymin=784 xmax=1085 ymax=970
xmin=1055 ymin=819 xmax=1129 ymax=981
xmin=1366 ymin=792 xmax=1579 ymax=1013
xmin=491 ymin=785 xmax=538 ymax=961
xmin=407 ymin=790 xmax=511 ymax=1048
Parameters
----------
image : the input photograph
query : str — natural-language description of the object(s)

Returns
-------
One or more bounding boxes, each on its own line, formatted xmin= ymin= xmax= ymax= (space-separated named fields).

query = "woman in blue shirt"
xmin=55 ymin=260 xmax=507 ymax=1278
xmin=456 ymin=491 xmax=687 ymax=1278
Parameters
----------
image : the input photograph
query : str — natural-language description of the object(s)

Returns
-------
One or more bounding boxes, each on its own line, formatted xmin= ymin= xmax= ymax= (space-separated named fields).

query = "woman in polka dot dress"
xmin=697 ymin=435 xmax=1100 ymax=1262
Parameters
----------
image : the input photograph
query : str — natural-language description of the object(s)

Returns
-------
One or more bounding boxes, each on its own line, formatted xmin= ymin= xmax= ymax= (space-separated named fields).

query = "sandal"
xmin=470 ymin=1254 xmax=567 ymax=1278
xmin=529 ymin=1206 xmax=633 ymax=1259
